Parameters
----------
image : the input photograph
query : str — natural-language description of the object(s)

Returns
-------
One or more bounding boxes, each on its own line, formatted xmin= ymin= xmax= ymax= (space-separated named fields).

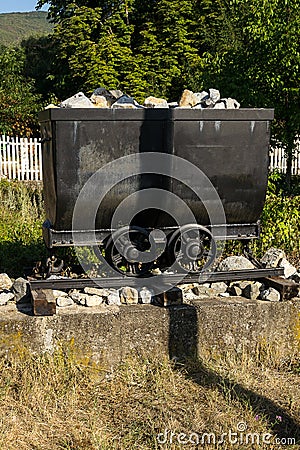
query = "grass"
xmin=0 ymin=344 xmax=299 ymax=449
xmin=0 ymin=178 xmax=299 ymax=449
xmin=0 ymin=179 xmax=46 ymax=277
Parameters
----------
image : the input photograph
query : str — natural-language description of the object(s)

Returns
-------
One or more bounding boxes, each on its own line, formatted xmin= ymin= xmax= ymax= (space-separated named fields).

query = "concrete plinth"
xmin=0 ymin=297 xmax=299 ymax=367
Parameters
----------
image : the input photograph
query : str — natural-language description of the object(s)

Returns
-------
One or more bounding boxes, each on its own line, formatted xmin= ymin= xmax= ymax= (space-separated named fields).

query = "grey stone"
xmin=0 ymin=291 xmax=15 ymax=305
xmin=261 ymin=247 xmax=285 ymax=268
xmin=260 ymin=287 xmax=281 ymax=302
xmin=119 ymin=286 xmax=139 ymax=305
xmin=0 ymin=273 xmax=13 ymax=290
xmin=243 ymin=282 xmax=262 ymax=300
xmin=112 ymin=94 xmax=140 ymax=109
xmin=279 ymin=258 xmax=297 ymax=279
xmin=90 ymin=87 xmax=115 ymax=107
xmin=107 ymin=290 xmax=121 ymax=306
xmin=218 ymin=256 xmax=255 ymax=271
xmin=56 ymin=296 xmax=74 ymax=307
xmin=144 ymin=96 xmax=168 ymax=108
xmin=139 ymin=287 xmax=154 ymax=304
xmin=60 ymin=92 xmax=95 ymax=108
xmin=109 ymin=89 xmax=123 ymax=99
xmin=85 ymin=295 xmax=103 ymax=307
xmin=12 ymin=277 xmax=30 ymax=303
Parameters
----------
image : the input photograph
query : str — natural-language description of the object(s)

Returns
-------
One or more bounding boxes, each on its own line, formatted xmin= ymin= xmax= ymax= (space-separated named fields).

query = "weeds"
xmin=0 ymin=345 xmax=299 ymax=449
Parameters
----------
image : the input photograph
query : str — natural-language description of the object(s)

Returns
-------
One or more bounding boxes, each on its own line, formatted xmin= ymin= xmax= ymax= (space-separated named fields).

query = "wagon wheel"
xmin=168 ymin=224 xmax=216 ymax=273
xmin=105 ymin=226 xmax=154 ymax=276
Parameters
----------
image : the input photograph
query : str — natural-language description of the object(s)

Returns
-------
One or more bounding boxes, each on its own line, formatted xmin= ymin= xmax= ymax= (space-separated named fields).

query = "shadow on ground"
xmin=168 ymin=304 xmax=300 ymax=444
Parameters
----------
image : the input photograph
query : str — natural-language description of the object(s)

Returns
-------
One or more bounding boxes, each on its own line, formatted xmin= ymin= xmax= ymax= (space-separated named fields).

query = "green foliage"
xmin=196 ymin=0 xmax=300 ymax=180
xmin=0 ymin=47 xmax=43 ymax=136
xmin=39 ymin=0 xmax=202 ymax=102
xmin=225 ymin=174 xmax=300 ymax=262
xmin=0 ymin=11 xmax=53 ymax=47
xmin=0 ymin=180 xmax=46 ymax=276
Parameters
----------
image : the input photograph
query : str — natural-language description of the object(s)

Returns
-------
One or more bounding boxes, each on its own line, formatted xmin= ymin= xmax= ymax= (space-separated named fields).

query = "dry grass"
xmin=0 ymin=344 xmax=299 ymax=450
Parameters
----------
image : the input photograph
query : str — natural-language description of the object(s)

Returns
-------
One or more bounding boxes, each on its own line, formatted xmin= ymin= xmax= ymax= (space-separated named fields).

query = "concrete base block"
xmin=0 ymin=297 xmax=299 ymax=368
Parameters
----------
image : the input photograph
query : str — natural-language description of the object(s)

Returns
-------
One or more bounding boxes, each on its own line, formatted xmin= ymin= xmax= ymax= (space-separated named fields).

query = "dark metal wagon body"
xmin=39 ymin=108 xmax=274 ymax=249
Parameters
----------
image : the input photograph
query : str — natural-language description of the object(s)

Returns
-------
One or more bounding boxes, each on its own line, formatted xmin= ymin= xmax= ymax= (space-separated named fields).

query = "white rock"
xmin=0 ymin=273 xmax=13 ymax=290
xmin=218 ymin=256 xmax=255 ymax=271
xmin=144 ymin=96 xmax=168 ymax=108
xmin=85 ymin=295 xmax=103 ymax=307
xmin=279 ymin=258 xmax=297 ymax=279
xmin=193 ymin=91 xmax=209 ymax=104
xmin=219 ymin=292 xmax=230 ymax=297
xmin=261 ymin=247 xmax=285 ymax=268
xmin=69 ymin=292 xmax=87 ymax=305
xmin=214 ymin=101 xmax=226 ymax=109
xmin=224 ymin=97 xmax=240 ymax=109
xmin=84 ymin=287 xmax=110 ymax=297
xmin=243 ymin=282 xmax=263 ymax=300
xmin=139 ymin=287 xmax=154 ymax=304
xmin=90 ymin=94 xmax=108 ymax=108
xmin=45 ymin=103 xmax=59 ymax=109
xmin=56 ymin=296 xmax=74 ymax=307
xmin=60 ymin=92 xmax=95 ymax=108
xmin=192 ymin=103 xmax=204 ymax=109
xmin=260 ymin=288 xmax=281 ymax=302
xmin=107 ymin=290 xmax=121 ymax=306
xmin=53 ymin=290 xmax=69 ymax=298
xmin=210 ymin=282 xmax=228 ymax=294
xmin=0 ymin=291 xmax=15 ymax=305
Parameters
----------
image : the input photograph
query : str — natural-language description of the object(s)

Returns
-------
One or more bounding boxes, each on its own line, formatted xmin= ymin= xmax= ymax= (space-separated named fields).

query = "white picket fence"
xmin=269 ymin=138 xmax=300 ymax=175
xmin=0 ymin=135 xmax=42 ymax=181
xmin=0 ymin=134 xmax=300 ymax=181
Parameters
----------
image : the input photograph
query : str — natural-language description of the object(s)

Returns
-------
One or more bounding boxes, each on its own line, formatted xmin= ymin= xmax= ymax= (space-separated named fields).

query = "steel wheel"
xmin=105 ymin=226 xmax=154 ymax=276
xmin=168 ymin=224 xmax=216 ymax=273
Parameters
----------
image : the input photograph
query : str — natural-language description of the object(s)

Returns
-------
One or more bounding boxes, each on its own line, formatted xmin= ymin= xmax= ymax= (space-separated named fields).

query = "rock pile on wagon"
xmin=46 ymin=87 xmax=240 ymax=110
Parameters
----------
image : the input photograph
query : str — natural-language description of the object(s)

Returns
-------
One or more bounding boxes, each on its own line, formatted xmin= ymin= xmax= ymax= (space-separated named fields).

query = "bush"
xmin=0 ymin=179 xmax=46 ymax=276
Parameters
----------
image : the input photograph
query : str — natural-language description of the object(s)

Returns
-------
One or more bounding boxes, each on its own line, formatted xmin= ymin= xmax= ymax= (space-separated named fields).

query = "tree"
xmin=0 ymin=47 xmax=42 ymax=136
xmin=36 ymin=0 xmax=203 ymax=102
xmin=196 ymin=0 xmax=300 ymax=185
